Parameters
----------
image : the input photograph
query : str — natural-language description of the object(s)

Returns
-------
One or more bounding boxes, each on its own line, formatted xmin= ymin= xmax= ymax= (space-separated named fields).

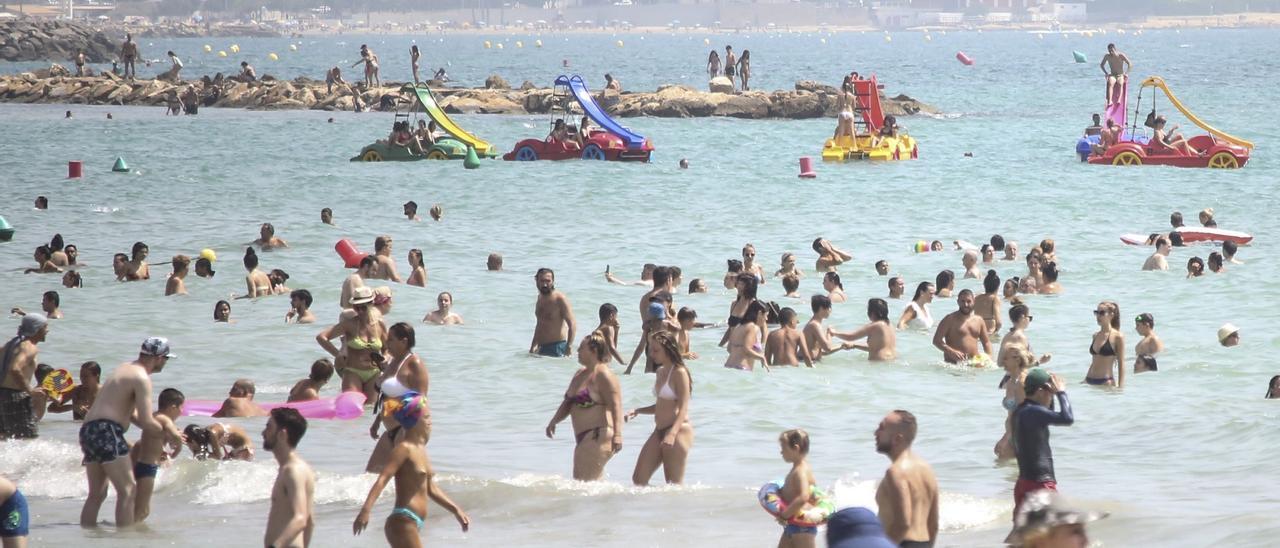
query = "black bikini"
xmin=1089 ymin=337 xmax=1116 ymax=357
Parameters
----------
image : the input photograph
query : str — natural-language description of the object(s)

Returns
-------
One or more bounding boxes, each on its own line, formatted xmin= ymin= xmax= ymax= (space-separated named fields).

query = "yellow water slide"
xmin=1141 ymin=76 xmax=1254 ymax=151
xmin=404 ymin=83 xmax=495 ymax=156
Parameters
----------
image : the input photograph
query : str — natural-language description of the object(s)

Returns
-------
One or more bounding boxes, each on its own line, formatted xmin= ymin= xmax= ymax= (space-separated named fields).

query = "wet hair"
xmin=1170 ymin=211 xmax=1184 ymax=227
xmin=269 ymin=407 xmax=308 ymax=448
xmin=243 ymin=247 xmax=259 ymax=270
xmin=727 ymin=259 xmax=743 ymax=273
xmin=912 ymin=282 xmax=934 ymax=302
xmin=389 ymin=322 xmax=416 ymax=349
xmin=81 ymin=361 xmax=101 ymax=378
xmin=131 ymin=241 xmax=148 ymax=260
xmin=214 ymin=300 xmax=231 ymax=320
xmin=811 ymin=294 xmax=832 ymax=312
xmin=49 ymin=233 xmax=64 ymax=251
xmin=270 ymin=269 xmax=289 ymax=287
xmin=158 ymin=388 xmax=185 ymax=410
xmin=290 ymin=289 xmax=313 ymax=309
xmin=536 ymin=267 xmax=555 ymax=280
xmin=1268 ymin=375 xmax=1280 ymax=399
xmin=990 ymin=234 xmax=1005 ymax=251
xmin=983 ymin=270 xmax=1000 ymax=294
xmin=1135 ymin=312 xmax=1154 ymax=327
xmin=868 ymin=298 xmax=889 ymax=322
xmin=375 ymin=235 xmax=391 ymax=252
xmin=34 ymin=245 xmax=51 ymax=260
xmin=737 ymin=273 xmax=759 ymax=300
xmin=172 ymin=254 xmax=190 ymax=272
xmin=404 ymin=200 xmax=418 ymax=212
xmin=599 ymin=303 xmax=618 ymax=321
xmin=1208 ymin=252 xmax=1224 ymax=272
xmin=583 ymin=331 xmax=610 ymax=362
xmin=1187 ymin=256 xmax=1205 ymax=273
xmin=935 ymin=269 xmax=954 ymax=290
xmin=652 ymin=266 xmax=672 ymax=287
xmin=260 ymin=222 xmax=275 ymax=236
xmin=780 ymin=428 xmax=810 ymax=454
xmin=1222 ymin=240 xmax=1238 ymax=258
xmin=891 ymin=410 xmax=918 ymax=444
xmin=63 ymin=270 xmax=83 ymax=288
xmin=782 ymin=274 xmax=800 ymax=294
xmin=677 ymin=307 xmax=697 ymax=322
xmin=811 ymin=238 xmax=826 ymax=252
xmin=778 ymin=307 xmax=797 ymax=325
xmin=874 ymin=259 xmax=888 ymax=271
xmin=980 ymin=244 xmax=992 ymax=256
xmin=42 ymin=290 xmax=59 ymax=308
xmin=1098 ymin=301 xmax=1121 ymax=329
xmin=1040 ymin=261 xmax=1059 ymax=283
xmin=487 ymin=253 xmax=503 ymax=270
xmin=321 ymin=207 xmax=333 ymax=216
xmin=1039 ymin=239 xmax=1055 ymax=255
xmin=688 ymin=279 xmax=704 ymax=293
xmin=824 ymin=271 xmax=843 ymax=290
xmin=359 ymin=255 xmax=377 ymax=270
xmin=1009 ymin=304 xmax=1030 ymax=324
xmin=1169 ymin=231 xmax=1184 ymax=247
xmin=309 ymin=359 xmax=335 ymax=382
xmin=888 ymin=276 xmax=903 ymax=290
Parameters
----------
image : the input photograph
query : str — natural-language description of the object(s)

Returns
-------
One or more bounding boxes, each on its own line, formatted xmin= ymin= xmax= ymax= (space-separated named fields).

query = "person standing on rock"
xmin=706 ymin=50 xmax=720 ymax=80
xmin=120 ymin=33 xmax=138 ymax=79
xmin=162 ymin=51 xmax=183 ymax=81
xmin=737 ymin=50 xmax=751 ymax=91
xmin=74 ymin=50 xmax=87 ymax=77
xmin=353 ymin=44 xmax=380 ymax=88
xmin=724 ymin=45 xmax=737 ymax=90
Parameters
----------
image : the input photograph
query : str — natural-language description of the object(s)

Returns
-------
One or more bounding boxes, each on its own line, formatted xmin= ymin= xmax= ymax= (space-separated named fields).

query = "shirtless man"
xmin=1100 ymin=43 xmax=1131 ymax=106
xmin=166 ymin=255 xmax=190 ymax=296
xmin=803 ymin=295 xmax=856 ymax=362
xmin=0 ymin=315 xmax=48 ymax=440
xmin=888 ymin=276 xmax=906 ymax=299
xmin=370 ymin=236 xmax=401 ymax=282
xmin=1133 ymin=313 xmax=1163 ymax=374
xmin=932 ymin=290 xmax=993 ymax=365
xmin=263 ymin=408 xmax=315 ymax=548
xmin=254 ymin=223 xmax=289 ymax=250
xmin=638 ymin=266 xmax=672 ymax=321
xmin=11 ymin=291 xmax=62 ymax=320
xmin=831 ymin=299 xmax=898 ymax=361
xmin=530 ymin=268 xmax=576 ymax=358
xmin=288 ymin=360 xmax=334 ymax=402
xmin=212 ymin=379 xmax=267 ymax=418
xmin=1142 ymin=237 xmax=1171 ymax=271
xmin=340 ymin=256 xmax=376 ymax=308
xmin=874 ymin=410 xmax=939 ymax=548
xmin=286 ymin=290 xmax=316 ymax=324
xmin=813 ymin=237 xmax=853 ymax=272
xmin=130 ymin=388 xmax=185 ymax=522
xmin=80 ymin=337 xmax=179 ymax=528
xmin=120 ymin=34 xmax=138 ymax=79
xmin=764 ymin=308 xmax=813 ymax=367
xmin=961 ymin=250 xmax=981 ymax=279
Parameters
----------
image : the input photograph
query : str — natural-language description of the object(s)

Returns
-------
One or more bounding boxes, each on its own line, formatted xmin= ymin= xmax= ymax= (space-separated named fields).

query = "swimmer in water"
xmin=531 ymin=268 xmax=576 ymax=358
xmin=935 ymin=269 xmax=955 ymax=299
xmin=165 ymin=255 xmax=189 ymax=296
xmin=803 ymin=295 xmax=856 ymax=361
xmin=764 ymin=308 xmax=813 ymax=367
xmin=403 ymin=201 xmax=421 ymax=222
xmin=675 ymin=307 xmax=702 ymax=361
xmin=406 ymin=248 xmax=428 ymax=287
xmin=897 ymin=282 xmax=936 ymax=330
xmin=1222 ymin=240 xmax=1243 ymax=265
xmin=830 ymin=298 xmax=898 ymax=361
xmin=1133 ymin=313 xmax=1162 ymax=374
xmin=212 ymin=379 xmax=267 ymax=418
xmin=1218 ymin=323 xmax=1239 ymax=348
xmin=813 ymin=237 xmax=853 ymax=272
xmin=994 ymin=344 xmax=1035 ymax=460
xmin=286 ymin=289 xmax=316 ymax=324
xmin=823 ymin=272 xmax=847 ymax=303
xmin=1003 ymin=241 xmax=1019 ymax=262
xmin=213 ymin=300 xmax=232 ymax=323
xmin=263 ymin=408 xmax=316 ymax=548
xmin=24 ymin=245 xmax=62 ymax=275
xmin=1085 ymin=301 xmax=1125 ymax=388
xmin=321 ymin=208 xmax=334 ymax=225
xmin=1020 ymin=251 xmax=1043 ymax=293
xmin=888 ymin=276 xmax=905 ymax=300
xmin=371 ymin=236 xmax=402 ymax=282
xmin=423 ymin=292 xmax=463 ymax=325
xmin=725 ymin=301 xmax=769 ymax=371
xmin=1198 ymin=208 xmax=1217 ymax=228
xmin=775 ymin=429 xmax=819 ymax=548
xmin=1208 ymin=252 xmax=1226 ymax=274
xmin=545 ymin=333 xmax=624 ymax=481
xmin=236 ymin=248 xmax=272 ymax=299
xmin=997 ymin=304 xmax=1051 ymax=370
xmin=605 ymin=263 xmax=655 ymax=288
xmin=48 ymin=234 xmax=69 ymax=267
xmin=688 ymin=278 xmax=708 ymax=294
xmin=932 ymin=290 xmax=992 ymax=365
xmin=129 ymin=388 xmax=184 ymax=523
xmin=875 ymin=260 xmax=890 ymax=276
xmin=341 ymin=256 xmax=377 ymax=309
xmin=12 ymin=290 xmax=63 ymax=320
xmin=980 ymin=244 xmax=997 ymax=265
xmin=781 ymin=275 xmax=801 ymax=298
xmin=1186 ymin=256 xmax=1205 ymax=278
xmin=487 ymin=253 xmax=503 ymax=271
xmin=429 ymin=204 xmax=443 ymax=222
xmin=742 ymin=244 xmax=766 ymax=283
xmin=287 ymin=359 xmax=334 ymax=402
xmin=1142 ymin=237 xmax=1171 ymax=271
xmin=195 ymin=257 xmax=215 ymax=279
xmin=253 ymin=223 xmax=289 ymax=250
xmin=63 ymin=270 xmax=83 ymax=289
xmin=775 ymin=252 xmax=804 ymax=279
xmin=1266 ymin=375 xmax=1280 ymax=399
xmin=1038 ymin=262 xmax=1062 ymax=295
xmin=930 ymin=240 xmax=944 ymax=252
xmin=974 ymin=270 xmax=1002 ymax=335
xmin=962 ymin=250 xmax=981 ymax=279
xmin=270 ymin=270 xmax=293 ymax=295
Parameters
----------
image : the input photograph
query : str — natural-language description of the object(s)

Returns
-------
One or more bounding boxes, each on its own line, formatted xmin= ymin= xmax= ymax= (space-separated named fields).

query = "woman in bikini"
xmin=406 ymin=248 xmax=427 ymax=287
xmin=317 ymin=286 xmax=388 ymax=403
xmin=707 ymin=50 xmax=721 ymax=80
xmin=741 ymin=243 xmax=766 ymax=283
xmin=834 ymin=76 xmax=856 ymax=139
xmin=628 ymin=331 xmax=694 ymax=485
xmin=823 ymin=271 xmax=847 ymax=303
xmin=409 ymin=45 xmax=421 ymax=84
xmin=1085 ymin=301 xmax=1125 ymax=388
xmin=994 ymin=344 xmax=1036 ymax=460
xmin=725 ymin=300 xmax=768 ymax=371
xmin=366 ymin=322 xmax=430 ymax=473
xmin=545 ymin=332 xmax=623 ymax=481
xmin=238 ymin=247 xmax=272 ymax=299
xmin=737 ymin=50 xmax=751 ymax=91
xmin=897 ymin=282 xmax=935 ymax=330
xmin=354 ymin=392 xmax=469 ymax=548
xmin=718 ymin=272 xmax=759 ymax=347
xmin=1152 ymin=115 xmax=1200 ymax=156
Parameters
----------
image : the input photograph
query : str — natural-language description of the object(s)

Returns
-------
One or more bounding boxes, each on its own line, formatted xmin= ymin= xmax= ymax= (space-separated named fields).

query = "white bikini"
xmin=381 ymin=354 xmax=413 ymax=398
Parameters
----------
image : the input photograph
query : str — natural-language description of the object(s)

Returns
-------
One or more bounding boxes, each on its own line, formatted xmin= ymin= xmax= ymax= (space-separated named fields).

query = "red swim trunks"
xmin=1013 ymin=478 xmax=1058 ymax=516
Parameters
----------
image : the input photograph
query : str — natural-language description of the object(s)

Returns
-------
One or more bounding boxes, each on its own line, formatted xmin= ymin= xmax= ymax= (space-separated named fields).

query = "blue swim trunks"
xmin=133 ymin=461 xmax=160 ymax=479
xmin=537 ymin=340 xmax=568 ymax=357
xmin=783 ymin=523 xmax=817 ymax=537
xmin=1 ymin=489 xmax=29 ymax=538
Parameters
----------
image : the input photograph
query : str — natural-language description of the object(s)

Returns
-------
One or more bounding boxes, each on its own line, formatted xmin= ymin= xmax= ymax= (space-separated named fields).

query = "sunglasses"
xmin=1093 ymin=309 xmax=1108 ymax=316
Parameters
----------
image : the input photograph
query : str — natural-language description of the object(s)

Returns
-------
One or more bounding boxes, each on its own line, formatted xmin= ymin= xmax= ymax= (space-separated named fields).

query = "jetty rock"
xmin=1 ymin=20 xmax=116 ymax=63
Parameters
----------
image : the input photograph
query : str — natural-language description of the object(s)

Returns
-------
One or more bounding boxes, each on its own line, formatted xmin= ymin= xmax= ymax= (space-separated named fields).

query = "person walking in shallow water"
xmin=874 ymin=410 xmax=939 ymax=547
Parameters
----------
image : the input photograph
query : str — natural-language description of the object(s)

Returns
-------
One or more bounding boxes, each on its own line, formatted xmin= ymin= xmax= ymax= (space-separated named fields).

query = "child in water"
xmin=777 ymin=429 xmax=819 ymax=548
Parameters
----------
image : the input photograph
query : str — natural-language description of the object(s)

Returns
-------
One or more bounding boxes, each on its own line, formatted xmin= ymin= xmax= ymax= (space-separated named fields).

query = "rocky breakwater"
xmin=0 ymin=71 xmax=939 ymax=120
xmin=1 ymin=20 xmax=117 ymax=63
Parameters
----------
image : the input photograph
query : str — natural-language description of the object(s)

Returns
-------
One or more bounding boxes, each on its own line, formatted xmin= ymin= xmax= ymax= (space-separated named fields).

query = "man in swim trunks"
xmin=874 ymin=410 xmax=939 ymax=548
xmin=0 ymin=314 xmax=48 ymax=440
xmin=1099 ymin=43 xmax=1131 ymax=106
xmin=724 ymin=46 xmax=737 ymax=89
xmin=212 ymin=379 xmax=267 ymax=417
xmin=1010 ymin=368 xmax=1073 ymax=537
xmin=80 ymin=337 xmax=180 ymax=528
xmin=264 ymin=408 xmax=315 ymax=548
xmin=932 ymin=290 xmax=992 ymax=365
xmin=119 ymin=33 xmax=138 ymax=79
xmin=130 ymin=388 xmax=185 ymax=522
xmin=0 ymin=476 xmax=29 ymax=545
xmin=531 ymin=268 xmax=577 ymax=358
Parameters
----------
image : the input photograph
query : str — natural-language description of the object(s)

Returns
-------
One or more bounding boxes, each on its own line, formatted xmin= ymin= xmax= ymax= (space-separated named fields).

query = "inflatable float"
xmin=335 ymin=238 xmax=369 ymax=268
xmin=758 ymin=481 xmax=835 ymax=527
xmin=955 ymin=51 xmax=974 ymax=66
xmin=181 ymin=391 xmax=367 ymax=420
xmin=1121 ymin=227 xmax=1252 ymax=246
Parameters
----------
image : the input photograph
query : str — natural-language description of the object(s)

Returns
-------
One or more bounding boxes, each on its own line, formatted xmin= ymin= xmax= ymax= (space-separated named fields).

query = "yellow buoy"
xmin=218 ymin=50 xmax=227 ymax=57
xmin=230 ymin=44 xmax=240 ymax=53
xmin=496 ymin=42 xmax=504 ymax=49
xmin=535 ymin=39 xmax=542 ymax=47
xmin=484 ymin=40 xmax=492 ymax=49
xmin=884 ymin=35 xmax=892 ymax=42
xmin=268 ymin=53 xmax=278 ymax=61
xmin=200 ymin=249 xmax=217 ymax=263
xmin=516 ymin=41 xmax=523 ymax=48
xmin=203 ymin=44 xmax=212 ymax=53
xmin=289 ymin=44 xmax=298 ymax=51
xmin=924 ymin=34 xmax=932 ymax=41
xmin=616 ymin=40 xmax=624 ymax=47
xmin=704 ymin=38 xmax=710 ymax=45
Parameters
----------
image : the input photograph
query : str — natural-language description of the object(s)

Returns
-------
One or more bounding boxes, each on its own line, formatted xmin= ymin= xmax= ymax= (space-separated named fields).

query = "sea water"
xmin=2 ymin=29 xmax=1280 ymax=546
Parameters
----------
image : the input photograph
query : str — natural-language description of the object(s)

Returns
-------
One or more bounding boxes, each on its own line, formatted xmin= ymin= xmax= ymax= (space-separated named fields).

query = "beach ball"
xmin=289 ymin=44 xmax=298 ymax=51
xmin=203 ymin=44 xmax=212 ymax=53
xmin=913 ymin=241 xmax=927 ymax=254
xmin=218 ymin=50 xmax=227 ymax=57
xmin=200 ymin=248 xmax=217 ymax=263
xmin=268 ymin=53 xmax=279 ymax=61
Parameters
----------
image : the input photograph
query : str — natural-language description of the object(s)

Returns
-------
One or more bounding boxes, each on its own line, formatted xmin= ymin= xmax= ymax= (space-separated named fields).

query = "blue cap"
xmin=826 ymin=507 xmax=896 ymax=548
xmin=648 ymin=301 xmax=666 ymax=321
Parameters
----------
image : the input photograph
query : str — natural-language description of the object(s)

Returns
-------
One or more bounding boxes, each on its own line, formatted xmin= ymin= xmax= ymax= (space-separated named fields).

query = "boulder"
xmin=484 ymin=74 xmax=509 ymax=90
xmin=519 ymin=80 xmax=537 ymax=91
xmin=714 ymin=93 xmax=770 ymax=119
xmin=708 ymin=76 xmax=734 ymax=94
xmin=769 ymin=91 xmax=825 ymax=119
xmin=795 ymin=80 xmax=838 ymax=95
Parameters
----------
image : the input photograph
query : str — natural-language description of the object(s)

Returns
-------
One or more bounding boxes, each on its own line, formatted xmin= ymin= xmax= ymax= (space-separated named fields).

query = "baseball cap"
xmin=1023 ymin=368 xmax=1051 ymax=396
xmin=826 ymin=507 xmax=896 ymax=548
xmin=141 ymin=337 xmax=177 ymax=359
xmin=1217 ymin=323 xmax=1239 ymax=344
xmin=1013 ymin=491 xmax=1107 ymax=544
xmin=349 ymin=286 xmax=375 ymax=306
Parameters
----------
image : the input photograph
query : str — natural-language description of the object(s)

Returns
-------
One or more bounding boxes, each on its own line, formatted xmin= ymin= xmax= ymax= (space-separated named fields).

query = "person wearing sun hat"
xmin=1011 ymin=490 xmax=1108 ymax=547
xmin=1217 ymin=323 xmax=1239 ymax=347
xmin=317 ymin=285 xmax=388 ymax=403
xmin=1009 ymin=368 xmax=1074 ymax=540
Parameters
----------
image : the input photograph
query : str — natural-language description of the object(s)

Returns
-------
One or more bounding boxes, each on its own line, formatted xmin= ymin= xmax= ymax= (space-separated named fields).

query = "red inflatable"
xmin=956 ymin=51 xmax=974 ymax=65
xmin=335 ymin=238 xmax=369 ymax=268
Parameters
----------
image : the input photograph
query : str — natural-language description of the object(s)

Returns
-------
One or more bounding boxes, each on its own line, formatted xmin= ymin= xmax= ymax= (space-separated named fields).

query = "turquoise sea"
xmin=3 ymin=28 xmax=1280 ymax=546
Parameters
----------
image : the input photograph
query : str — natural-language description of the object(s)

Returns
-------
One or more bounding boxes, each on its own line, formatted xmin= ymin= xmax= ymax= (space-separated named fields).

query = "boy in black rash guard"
xmin=1011 ymin=368 xmax=1074 ymax=530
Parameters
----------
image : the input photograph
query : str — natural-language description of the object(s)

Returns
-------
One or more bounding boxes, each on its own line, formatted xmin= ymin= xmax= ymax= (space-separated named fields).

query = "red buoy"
xmin=67 ymin=161 xmax=83 ymax=179
xmin=334 ymin=238 xmax=369 ymax=268
xmin=956 ymin=51 xmax=974 ymax=65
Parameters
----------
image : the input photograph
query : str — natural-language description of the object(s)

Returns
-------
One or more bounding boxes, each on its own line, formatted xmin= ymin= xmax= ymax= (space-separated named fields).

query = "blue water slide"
xmin=556 ymin=75 xmax=647 ymax=149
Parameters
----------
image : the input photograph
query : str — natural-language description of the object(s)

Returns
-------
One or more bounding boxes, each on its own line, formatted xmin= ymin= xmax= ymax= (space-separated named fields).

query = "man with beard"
xmin=932 ymin=289 xmax=992 ymax=365
xmin=80 ymin=337 xmax=181 ymax=528
xmin=263 ymin=408 xmax=315 ymax=548
xmin=530 ymin=268 xmax=577 ymax=358
xmin=873 ymin=410 xmax=939 ymax=547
